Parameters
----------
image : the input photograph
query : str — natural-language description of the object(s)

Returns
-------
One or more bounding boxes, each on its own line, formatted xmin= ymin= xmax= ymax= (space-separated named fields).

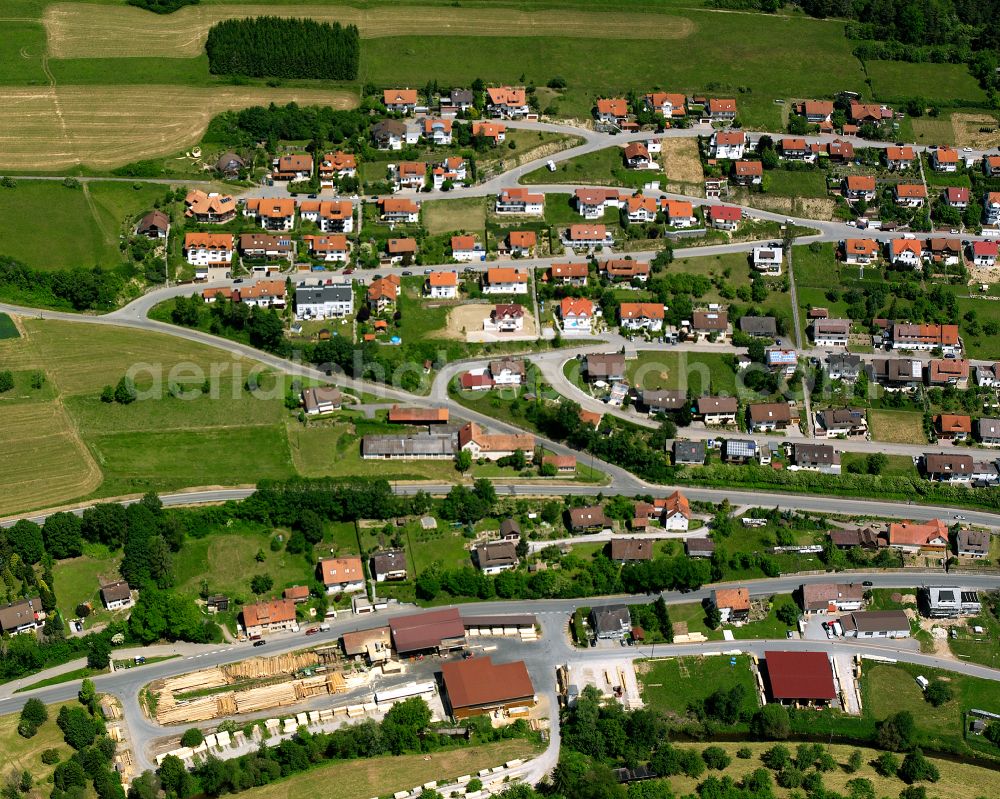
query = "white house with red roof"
xmin=496 ymin=188 xmax=544 ymax=215
xmin=319 ymin=151 xmax=357 ymax=187
xmin=931 ymin=147 xmax=959 ymax=172
xmin=564 ymin=224 xmax=614 ymax=249
xmin=619 ymin=302 xmax=666 ymax=333
xmin=486 ymin=87 xmax=530 ymax=118
xmin=549 ymin=263 xmax=588 ymax=286
xmin=484 ymin=303 xmax=525 ymax=333
xmin=451 ymin=235 xmax=485 ymax=262
xmin=384 ymin=89 xmax=418 ymax=114
xmin=432 ymin=156 xmax=467 ymax=190
xmin=889 ymin=238 xmax=923 ymax=269
xmin=943 ymin=186 xmax=969 ymax=209
xmin=559 ymin=296 xmax=594 ymax=335
xmin=390 ymin=161 xmax=427 ymax=191
xmin=625 ymin=195 xmax=662 ymax=224
xmin=426 ymin=270 xmax=458 ymax=298
xmin=422 ymin=117 xmax=453 ymax=145
xmin=644 ymin=92 xmax=686 ymax=118
xmin=574 ymin=188 xmax=623 ymax=219
xmin=985 ymin=192 xmax=1000 ymax=225
xmin=885 ymin=146 xmax=916 ymax=171
xmin=596 ymin=98 xmax=628 ymax=125
xmin=709 ymin=130 xmax=745 ymax=160
xmin=843 ymin=238 xmax=880 ymax=265
xmin=708 ymin=98 xmax=737 ymax=121
xmin=974 ymin=240 xmax=999 ymax=267
xmin=708 ymin=205 xmax=742 ymax=231
xmin=623 ymin=142 xmax=654 ymax=169
xmin=894 ymin=184 xmax=927 ymax=208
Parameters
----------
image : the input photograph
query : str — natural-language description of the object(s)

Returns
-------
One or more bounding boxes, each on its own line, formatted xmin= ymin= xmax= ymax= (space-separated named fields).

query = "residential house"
xmin=986 ymin=155 xmax=1000 ymax=177
xmin=925 ymin=586 xmax=982 ymax=618
xmin=927 ymin=237 xmax=963 ymax=266
xmin=378 ymin=197 xmax=420 ymax=223
xmin=243 ymin=197 xmax=295 ymax=231
xmin=318 ymin=151 xmax=357 ymax=186
xmin=485 ymin=86 xmax=530 ymax=118
xmin=697 ymin=396 xmax=739 ymax=425
xmin=471 ymin=121 xmax=506 ymax=143
xmin=977 ymin=418 xmax=1000 ymax=447
xmin=596 ymin=98 xmax=629 ymax=125
xmin=422 ymin=117 xmax=453 ymax=145
xmin=619 ymin=302 xmax=666 ymax=333
xmin=976 ymin=362 xmax=1000 ymax=387
xmin=610 ymin=539 xmax=653 ymax=564
xmin=135 ymin=210 xmax=169 ymax=239
xmin=643 ymin=92 xmax=686 ymax=118
xmin=458 ymin=422 xmax=535 ymax=461
xmin=386 ymin=237 xmax=417 ymax=264
xmin=496 ymin=188 xmax=544 ymax=215
xmin=944 ymin=186 xmax=969 ymax=209
xmin=383 ymin=88 xmax=418 ymax=114
xmin=542 ymin=454 xmax=576 ymax=473
xmin=867 ymin=357 xmax=924 ymax=391
xmin=214 ymin=151 xmax=245 ymax=178
xmin=569 ymin=506 xmax=612 ymax=534
xmin=837 ymin=610 xmax=910 ymax=639
xmin=709 ymin=130 xmax=745 ymax=160
xmin=708 ymin=98 xmax=737 ymax=121
xmin=451 ymin=235 xmax=484 ymax=262
xmin=271 ymin=154 xmax=313 ymax=181
xmin=812 ymin=318 xmax=850 ymax=347
xmin=298 ymin=199 xmax=354 ymax=233
xmin=432 ymin=156 xmax=466 ymax=190
xmin=483 ymin=267 xmax=528 ymax=294
xmin=489 ymin=357 xmax=526 ymax=386
xmin=973 ymin=240 xmax=999 ymax=267
xmin=460 ymin=370 xmax=494 ymax=391
xmin=790 ymin=443 xmax=841 ymax=474
xmin=923 ymin=453 xmax=974 ymax=483
xmin=549 ymin=262 xmax=588 ymax=286
xmin=748 ymin=402 xmax=795 ymax=432
xmin=826 ymin=139 xmax=855 ymax=161
xmin=601 ymin=259 xmax=650 ymax=282
xmin=426 ymin=270 xmax=458 ymax=299
xmin=625 ymin=195 xmax=662 ymax=223
xmin=828 ymin=525 xmax=886 ymax=550
xmin=889 ymin=238 xmax=923 ymax=268
xmin=800 ymin=582 xmax=864 ymax=615
xmin=984 ymin=192 xmax=1000 ymax=224
xmin=637 ymin=389 xmax=686 ymax=415
xmin=100 ymin=581 xmax=132 ymax=611
xmin=935 ymin=413 xmax=972 ymax=441
xmin=294 ymin=282 xmax=353 ymax=320
xmin=361 ymin=433 xmax=455 ymax=460
xmin=474 ymin=541 xmax=519 ymax=575
xmin=283 ymin=586 xmax=310 ymax=604
xmin=685 ymin=537 xmax=715 ymax=558
xmin=184 ymin=232 xmax=233 ymax=269
xmin=708 ymin=205 xmax=742 ymax=231
xmin=739 ymin=316 xmax=777 ymax=338
xmin=673 ymin=440 xmax=706 ymax=466
xmin=887 ymin=519 xmax=949 ymax=553
xmin=817 ymin=407 xmax=867 ymax=437
xmin=712 ymin=588 xmax=750 ymax=624
xmin=302 ymin=386 xmax=342 ymax=415
xmin=441 ymin=88 xmax=474 ymax=114
xmin=565 ymin=224 xmax=613 ymax=249
xmin=574 ymin=188 xmax=623 ymax=219
xmin=658 ymin=491 xmax=691 ymax=531
xmin=780 ymin=137 xmax=810 ymax=161
xmin=885 ymin=146 xmax=916 ymax=170
xmin=691 ymin=310 xmax=729 ymax=340
xmin=827 ymin=352 xmax=862 ymax=382
xmin=390 ymin=161 xmax=427 ymax=191
xmin=302 ymin=234 xmax=350 ymax=262
xmin=801 ymin=100 xmax=834 ymax=123
xmin=932 ymin=147 xmax=959 ymax=172
xmin=318 ymin=557 xmax=366 ymax=594
xmin=722 ymin=439 xmax=758 ymax=464
xmin=889 ymin=322 xmax=961 ymax=356
xmin=239 ymin=233 xmax=293 ymax=261
xmin=559 ymin=296 xmax=594 ymax=334
xmin=184 ymin=190 xmax=236 ymax=223
xmin=371 ymin=550 xmax=408 ymax=582
xmin=241 ymin=599 xmax=296 ymax=638
xmin=371 ymin=119 xmax=407 ymax=150
xmin=957 ymin=529 xmax=990 ymax=559
xmin=894 ymin=184 xmax=927 ymax=207
xmin=927 ymin=358 xmax=969 ymax=388
xmin=584 ymin=353 xmax=625 ymax=382
xmin=733 ymin=160 xmax=763 ymax=186
xmin=844 ymin=239 xmax=879 ymax=266
xmin=368 ymin=274 xmax=401 ymax=314
xmin=751 ymin=246 xmax=782 ymax=275
xmin=591 ymin=606 xmax=631 ymax=640
xmin=664 ymin=200 xmax=697 ymax=227
xmin=849 ymin=102 xmax=893 ymax=124
xmin=484 ymin=303 xmax=525 ymax=333
xmin=234 ymin=281 xmax=286 ymax=308
xmin=766 ymin=348 xmax=798 ymax=376
xmin=843 ymin=176 xmax=877 ymax=202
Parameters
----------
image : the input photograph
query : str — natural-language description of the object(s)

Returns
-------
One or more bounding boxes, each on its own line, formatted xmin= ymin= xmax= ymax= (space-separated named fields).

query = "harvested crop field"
xmin=950 ymin=112 xmax=1000 ymax=149
xmin=0 ymin=402 xmax=101 ymax=518
xmin=0 ymin=85 xmax=356 ymax=170
xmin=45 ymin=3 xmax=697 ymax=59
xmin=661 ymin=138 xmax=703 ymax=193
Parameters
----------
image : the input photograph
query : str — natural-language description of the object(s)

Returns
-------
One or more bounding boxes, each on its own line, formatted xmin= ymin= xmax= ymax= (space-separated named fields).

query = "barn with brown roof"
xmin=763 ymin=651 xmax=837 ymax=705
xmin=440 ymin=656 xmax=536 ymax=719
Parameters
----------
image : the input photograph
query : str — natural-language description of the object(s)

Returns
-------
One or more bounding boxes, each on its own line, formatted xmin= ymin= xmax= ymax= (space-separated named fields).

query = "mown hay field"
xmin=0 ymin=85 xmax=356 ymax=171
xmin=44 ymin=3 xmax=698 ymax=59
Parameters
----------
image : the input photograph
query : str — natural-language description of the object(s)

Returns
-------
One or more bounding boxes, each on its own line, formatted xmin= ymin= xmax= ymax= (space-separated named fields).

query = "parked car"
xmin=253 ymin=639 xmax=266 ymax=647
xmin=305 ymin=627 xmax=319 ymax=636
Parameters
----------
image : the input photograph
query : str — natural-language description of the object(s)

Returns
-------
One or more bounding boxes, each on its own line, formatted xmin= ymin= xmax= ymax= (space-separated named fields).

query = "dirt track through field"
xmin=45 ymin=3 xmax=697 ymax=59
xmin=0 ymin=85 xmax=357 ymax=170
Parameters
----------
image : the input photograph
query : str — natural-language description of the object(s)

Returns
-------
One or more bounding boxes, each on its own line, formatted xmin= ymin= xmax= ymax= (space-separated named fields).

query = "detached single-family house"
xmin=496 ymin=188 xmax=544 ymax=215
xmin=610 ymin=539 xmax=654 ymax=564
xmin=584 ymin=353 xmax=625 ymax=382
xmin=596 ymin=98 xmax=628 ymax=125
xmin=748 ymin=402 xmax=795 ymax=432
xmin=559 ymin=296 xmax=594 ymax=334
xmin=722 ymin=438 xmax=758 ymax=464
xmin=843 ymin=238 xmax=880 ymax=265
xmin=432 ymin=156 xmax=466 ymax=189
xmin=957 ymin=529 xmax=990 ymax=559
xmin=489 ymin=357 xmax=526 ymax=386
xmin=483 ymin=267 xmax=528 ymax=294
xmin=625 ymin=195 xmax=662 ymax=224
xmin=712 ymin=588 xmax=750 ymax=624
xmin=184 ymin=232 xmax=233 ymax=268
xmin=894 ymin=184 xmax=927 ymax=207
xmin=242 ymin=599 xmax=296 ymax=638
xmin=739 ymin=315 xmax=777 ymax=338
xmin=708 ymin=205 xmax=742 ymax=231
xmin=944 ymin=186 xmax=969 ymax=209
xmin=601 ymin=259 xmax=650 ymax=282
xmin=474 ymin=541 xmax=519 ymax=575
xmin=827 ymin=352 xmax=862 ymax=382
xmin=426 ymin=270 xmax=458 ymax=299
xmin=709 ymin=130 xmax=745 ymax=160
xmin=451 ymin=235 xmax=484 ymax=262
xmin=935 ymin=413 xmax=972 ymax=441
xmin=302 ymin=234 xmax=350 ymax=263
xmin=386 ymin=237 xmax=417 ymax=264
xmin=801 ymin=582 xmax=864 ymax=615
xmin=378 ymin=197 xmax=420 ymax=223
xmin=843 ymin=175 xmax=877 ymax=202
xmin=837 ymin=611 xmax=910 ymax=639
xmin=372 ymin=119 xmax=407 ymax=150
xmin=295 ymin=282 xmax=353 ymax=320
xmin=471 ymin=121 xmax=506 ymax=143
xmin=302 ymin=386 xmax=342 ymax=415
xmin=486 ymin=86 xmax=530 ymax=118
xmin=974 ymin=240 xmax=999 ymax=267
xmin=977 ymin=418 xmax=1000 ymax=447
xmin=885 ymin=146 xmax=916 ymax=171
xmin=801 ymin=100 xmax=834 ymax=123
xmin=637 ymin=389 xmax=686 ymax=415
xmin=135 ymin=210 xmax=169 ymax=239
xmin=867 ymin=357 xmax=924 ymax=391
xmin=619 ymin=302 xmax=666 ymax=333
xmin=441 ymin=88 xmax=474 ymax=114
xmin=574 ymin=188 xmax=624 ymax=219
xmin=733 ymin=160 xmax=763 ymax=186
xmin=812 ymin=318 xmax=850 ymax=347
xmin=549 ymin=262 xmax=589 ymax=286
xmin=591 ymin=606 xmax=631 ymax=640
xmin=976 ymin=362 xmax=1000 ymax=387
xmin=244 ymin=197 xmax=296 ymax=231
xmin=383 ymin=88 xmax=418 ymax=114
xmin=697 ymin=396 xmax=739 ymax=425
xmin=932 ymin=147 xmax=959 ymax=172
xmin=458 ymin=422 xmax=534 ymax=461
xmin=371 ymin=550 xmax=408 ymax=582
xmin=184 ymin=190 xmax=236 ymax=223
xmin=565 ymin=224 xmax=613 ymax=249
xmin=484 ymin=303 xmax=525 ymax=333
xmin=887 ymin=519 xmax=949 ymax=553
xmin=817 ymin=407 xmax=867 ymax=437
xmin=985 ymin=155 xmax=1000 ymax=177
xmin=923 ymin=453 xmax=974 ymax=483
xmin=623 ymin=142 xmax=653 ymax=169
xmin=985 ymin=192 xmax=1000 ymax=225
xmin=664 ymin=200 xmax=696 ymax=227
xmin=751 ymin=246 xmax=782 ymax=275
xmin=850 ymin=102 xmax=893 ymax=124
xmin=318 ymin=557 xmax=366 ymax=594
xmin=644 ymin=92 xmax=686 ymax=118
xmin=422 ymin=117 xmax=453 ymax=145
xmin=889 ymin=238 xmax=923 ymax=268
xmin=272 ymin=154 xmax=313 ymax=181
xmin=569 ymin=506 xmax=613 ymax=534
xmin=368 ymin=274 xmax=401 ymax=314
xmin=319 ymin=151 xmax=357 ymax=185
xmin=101 ymin=581 xmax=132 ymax=611
xmin=390 ymin=161 xmax=427 ymax=190
xmin=927 ymin=358 xmax=969 ymax=388
xmin=790 ymin=443 xmax=841 ymax=474
xmin=239 ymin=233 xmax=293 ymax=261
xmin=708 ymin=98 xmax=737 ymax=121
xmin=690 ymin=310 xmax=729 ymax=340
xmin=780 ymin=137 xmax=810 ymax=161
xmin=674 ymin=441 xmax=706 ymax=466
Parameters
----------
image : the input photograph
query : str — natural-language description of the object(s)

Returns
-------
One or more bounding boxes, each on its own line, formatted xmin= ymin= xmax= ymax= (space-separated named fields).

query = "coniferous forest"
xmin=205 ymin=17 xmax=361 ymax=80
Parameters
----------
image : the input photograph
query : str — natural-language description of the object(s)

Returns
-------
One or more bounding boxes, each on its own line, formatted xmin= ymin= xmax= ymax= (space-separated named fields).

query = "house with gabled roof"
xmin=708 ymin=98 xmax=737 ymax=121
xmin=486 ymin=86 xmax=530 ymax=118
xmin=184 ymin=190 xmax=236 ymax=223
xmin=943 ymin=186 xmax=969 ymax=209
xmin=574 ymin=187 xmax=624 ymax=219
xmin=643 ymin=92 xmax=686 ymax=118
xmin=372 ymin=119 xmax=407 ymax=150
xmin=459 ymin=421 xmax=534 ymax=461
xmin=559 ymin=296 xmax=594 ymax=334
xmin=935 ymin=413 xmax=972 ymax=441
xmin=931 ymin=147 xmax=959 ymax=172
xmin=564 ymin=224 xmax=613 ymax=249
xmin=384 ymin=88 xmax=418 ymax=114
xmin=733 ymin=160 xmax=763 ymax=186
xmin=708 ymin=205 xmax=742 ymax=231
xmin=801 ymin=100 xmax=834 ymax=123
xmin=378 ymin=197 xmax=420 ymax=223
xmin=889 ymin=238 xmax=923 ymax=268
xmin=390 ymin=161 xmax=427 ymax=191
xmin=243 ymin=197 xmax=296 ymax=231
xmin=709 ymin=130 xmax=745 ymax=160
xmin=549 ymin=262 xmax=588 ymax=286
xmin=894 ymin=183 xmax=927 ymax=207
xmin=712 ymin=587 xmax=750 ymax=623
xmin=664 ymin=200 xmax=696 ymax=227
xmin=471 ymin=121 xmax=506 ymax=143
xmin=843 ymin=175 xmax=876 ymax=202
xmin=596 ymin=98 xmax=628 ymax=125
xmin=425 ymin=270 xmax=458 ymax=299
xmin=303 ymin=234 xmax=349 ymax=263
xmin=843 ymin=238 xmax=880 ymax=265
xmin=885 ymin=146 xmax=916 ymax=170
xmin=184 ymin=232 xmax=233 ymax=268
xmin=483 ymin=267 xmax=528 ymax=294
xmin=422 ymin=117 xmax=453 ymax=145
xmin=601 ymin=259 xmax=650 ymax=282
xmin=618 ymin=302 xmax=665 ymax=333
xmin=623 ymin=142 xmax=653 ymax=169
xmin=451 ymin=235 xmax=484 ymax=262
xmin=318 ymin=151 xmax=357 ymax=186
xmin=496 ymin=187 xmax=544 ymax=215
xmin=974 ymin=240 xmax=999 ymax=267
xmin=272 ymin=153 xmax=313 ymax=181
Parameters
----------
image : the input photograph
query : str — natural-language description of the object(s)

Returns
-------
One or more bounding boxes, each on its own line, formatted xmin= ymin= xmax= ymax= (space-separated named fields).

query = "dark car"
xmin=253 ymin=639 xmax=266 ymax=647
xmin=305 ymin=627 xmax=319 ymax=636
xmin=862 ymin=580 xmax=873 ymax=587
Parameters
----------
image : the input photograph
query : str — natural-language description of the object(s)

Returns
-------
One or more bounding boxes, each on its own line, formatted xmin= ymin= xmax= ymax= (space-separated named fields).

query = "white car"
xmin=546 ymin=160 xmax=557 ymax=172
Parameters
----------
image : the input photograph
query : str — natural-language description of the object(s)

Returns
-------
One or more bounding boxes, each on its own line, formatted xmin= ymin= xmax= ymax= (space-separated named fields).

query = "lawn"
xmin=865 ymin=60 xmax=986 ymax=105
xmin=239 ymin=739 xmax=542 ymax=799
xmin=422 ymin=197 xmax=486 ymax=236
xmin=172 ymin=525 xmax=319 ymax=603
xmin=0 ymin=702 xmax=78 ymax=787
xmin=952 ymin=293 xmax=1000 ymax=360
xmin=521 ymin=145 xmax=652 ymax=189
xmin=867 ymin=409 xmax=926 ymax=445
xmin=762 ymin=168 xmax=829 ymax=199
xmin=52 ymin=548 xmax=123 ymax=621
xmin=861 ymin=661 xmax=1000 ymax=757
xmin=840 ymin=452 xmax=917 ymax=477
xmin=636 ymin=655 xmax=760 ymax=718
xmin=667 ymin=741 xmax=997 ymax=799
xmin=626 ymin=350 xmax=738 ymax=396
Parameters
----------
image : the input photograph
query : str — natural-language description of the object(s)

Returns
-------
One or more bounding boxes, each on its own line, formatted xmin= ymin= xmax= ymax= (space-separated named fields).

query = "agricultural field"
xmin=0 ymin=180 xmax=166 ymax=270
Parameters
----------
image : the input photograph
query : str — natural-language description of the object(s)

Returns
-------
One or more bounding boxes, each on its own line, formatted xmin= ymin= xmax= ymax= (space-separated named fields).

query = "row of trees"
xmin=0 ymin=257 xmax=123 ymax=311
xmin=171 ymin=294 xmax=286 ymax=354
xmin=206 ymin=18 xmax=360 ymax=80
